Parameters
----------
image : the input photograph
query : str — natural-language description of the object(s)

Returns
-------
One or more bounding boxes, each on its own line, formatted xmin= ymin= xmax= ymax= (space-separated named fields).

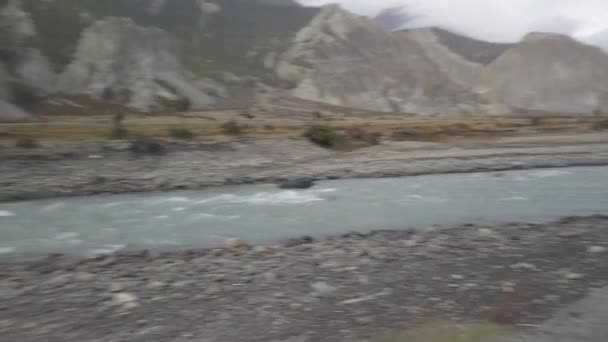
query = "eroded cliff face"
xmin=275 ymin=5 xmax=504 ymax=115
xmin=56 ymin=17 xmax=224 ymax=111
xmin=487 ymin=33 xmax=608 ymax=114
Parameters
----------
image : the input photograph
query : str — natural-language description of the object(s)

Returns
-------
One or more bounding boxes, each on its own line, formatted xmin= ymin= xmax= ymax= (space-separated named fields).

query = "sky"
xmin=297 ymin=0 xmax=608 ymax=44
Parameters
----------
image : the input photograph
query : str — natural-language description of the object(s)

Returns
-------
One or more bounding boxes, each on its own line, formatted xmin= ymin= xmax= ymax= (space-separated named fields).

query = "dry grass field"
xmin=0 ymin=103 xmax=606 ymax=144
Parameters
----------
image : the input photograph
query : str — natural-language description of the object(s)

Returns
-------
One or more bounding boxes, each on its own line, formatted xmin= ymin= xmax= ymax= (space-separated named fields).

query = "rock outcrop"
xmin=487 ymin=33 xmax=608 ymax=114
xmin=276 ymin=5 xmax=504 ymax=115
xmin=56 ymin=17 xmax=224 ymax=111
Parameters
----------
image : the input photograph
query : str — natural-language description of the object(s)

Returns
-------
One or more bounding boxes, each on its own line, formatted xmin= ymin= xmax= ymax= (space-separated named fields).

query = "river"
xmin=1 ymin=166 xmax=607 ymax=258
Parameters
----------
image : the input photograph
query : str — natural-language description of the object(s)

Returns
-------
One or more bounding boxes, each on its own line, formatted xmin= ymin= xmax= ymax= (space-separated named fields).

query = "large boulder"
xmin=56 ymin=17 xmax=225 ymax=111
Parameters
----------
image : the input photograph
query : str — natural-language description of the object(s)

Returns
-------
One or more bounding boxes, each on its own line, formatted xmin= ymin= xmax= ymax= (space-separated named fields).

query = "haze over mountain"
xmin=299 ymin=0 xmax=608 ymax=46
xmin=1 ymin=0 xmax=608 ymax=121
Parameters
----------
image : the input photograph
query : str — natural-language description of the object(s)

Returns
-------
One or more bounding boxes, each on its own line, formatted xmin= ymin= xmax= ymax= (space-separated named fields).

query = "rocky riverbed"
xmin=2 ymin=133 xmax=608 ymax=202
xmin=1 ymin=215 xmax=608 ymax=341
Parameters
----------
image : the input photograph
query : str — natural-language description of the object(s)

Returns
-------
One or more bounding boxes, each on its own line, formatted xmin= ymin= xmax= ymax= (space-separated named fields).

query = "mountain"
xmin=589 ymin=29 xmax=608 ymax=51
xmin=1 ymin=0 xmax=608 ymax=121
xmin=0 ymin=0 xmax=319 ymax=118
xmin=275 ymin=5 xmax=504 ymax=115
xmin=487 ymin=32 xmax=608 ymax=114
xmin=423 ymin=28 xmax=513 ymax=65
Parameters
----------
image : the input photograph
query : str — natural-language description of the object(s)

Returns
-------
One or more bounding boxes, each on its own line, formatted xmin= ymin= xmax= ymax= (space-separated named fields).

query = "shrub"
xmin=303 ymin=125 xmax=338 ymax=148
xmin=264 ymin=124 xmax=276 ymax=131
xmin=108 ymin=113 xmax=128 ymax=139
xmin=15 ymin=136 xmax=39 ymax=148
xmin=221 ymin=120 xmax=243 ymax=135
xmin=346 ymin=127 xmax=381 ymax=146
xmin=530 ymin=117 xmax=542 ymax=126
xmin=173 ymin=96 xmax=191 ymax=112
xmin=593 ymin=119 xmax=608 ymax=131
xmin=109 ymin=126 xmax=129 ymax=139
xmin=169 ymin=128 xmax=195 ymax=140
xmin=130 ymin=137 xmax=165 ymax=155
xmin=240 ymin=110 xmax=255 ymax=119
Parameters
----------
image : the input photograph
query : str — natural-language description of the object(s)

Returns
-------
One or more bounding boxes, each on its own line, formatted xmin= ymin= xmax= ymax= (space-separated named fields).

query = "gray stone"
xmin=109 ymin=282 xmax=127 ymax=293
xmin=311 ymin=281 xmax=337 ymax=297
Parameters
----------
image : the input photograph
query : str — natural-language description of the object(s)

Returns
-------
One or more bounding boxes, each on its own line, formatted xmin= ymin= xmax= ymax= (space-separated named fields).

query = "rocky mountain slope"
xmin=275 ymin=5 xmax=504 ymax=115
xmin=487 ymin=33 xmax=608 ymax=114
xmin=1 ymin=0 xmax=608 ymax=121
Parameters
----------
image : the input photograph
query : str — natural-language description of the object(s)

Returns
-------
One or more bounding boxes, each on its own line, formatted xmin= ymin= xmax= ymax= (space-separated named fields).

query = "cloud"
xmin=297 ymin=0 xmax=608 ymax=44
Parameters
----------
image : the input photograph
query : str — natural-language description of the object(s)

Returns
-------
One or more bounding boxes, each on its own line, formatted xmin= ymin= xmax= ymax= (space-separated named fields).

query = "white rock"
xmin=564 ymin=273 xmax=585 ymax=280
xmin=587 ymin=246 xmax=606 ymax=253
xmin=111 ymin=292 xmax=138 ymax=306
xmin=501 ymin=281 xmax=516 ymax=293
xmin=224 ymin=238 xmax=249 ymax=249
xmin=311 ymin=281 xmax=337 ymax=297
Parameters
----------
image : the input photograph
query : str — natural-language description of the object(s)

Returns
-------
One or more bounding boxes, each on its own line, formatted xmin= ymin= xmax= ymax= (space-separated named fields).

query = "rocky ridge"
xmin=275 ymin=5 xmax=504 ymax=115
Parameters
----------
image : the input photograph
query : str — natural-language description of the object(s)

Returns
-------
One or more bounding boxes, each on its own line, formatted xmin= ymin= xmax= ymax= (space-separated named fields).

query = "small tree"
xmin=15 ymin=136 xmax=39 ymax=148
xmin=221 ymin=120 xmax=243 ymax=135
xmin=303 ymin=125 xmax=337 ymax=148
xmin=109 ymin=113 xmax=128 ymax=139
xmin=169 ymin=128 xmax=195 ymax=140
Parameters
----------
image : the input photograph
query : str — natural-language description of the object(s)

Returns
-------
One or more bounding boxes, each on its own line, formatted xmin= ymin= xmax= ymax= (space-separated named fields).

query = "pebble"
xmin=123 ymin=301 xmax=140 ymax=310
xmin=224 ymin=238 xmax=249 ymax=249
xmin=564 ymin=273 xmax=585 ymax=280
xmin=45 ymin=274 xmax=72 ymax=287
xmin=111 ymin=292 xmax=139 ymax=306
xmin=477 ymin=228 xmax=496 ymax=238
xmin=311 ymin=281 xmax=337 ymax=297
xmin=511 ymin=262 xmax=537 ymax=270
xmin=109 ymin=282 xmax=127 ymax=293
xmin=501 ymin=281 xmax=516 ymax=293
xmin=73 ymin=272 xmax=96 ymax=282
xmin=145 ymin=281 xmax=167 ymax=290
xmin=355 ymin=316 xmax=373 ymax=324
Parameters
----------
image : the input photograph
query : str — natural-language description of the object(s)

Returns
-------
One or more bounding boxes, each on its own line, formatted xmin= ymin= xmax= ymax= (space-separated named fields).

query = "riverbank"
xmin=1 ymin=215 xmax=608 ymax=341
xmin=2 ymin=132 xmax=608 ymax=202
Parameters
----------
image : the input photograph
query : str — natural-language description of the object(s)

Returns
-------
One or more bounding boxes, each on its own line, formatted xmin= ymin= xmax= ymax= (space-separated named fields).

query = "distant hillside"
xmin=429 ymin=28 xmax=514 ymax=65
xmin=2 ymin=1 xmax=608 ymax=121
xmin=19 ymin=0 xmax=318 ymax=77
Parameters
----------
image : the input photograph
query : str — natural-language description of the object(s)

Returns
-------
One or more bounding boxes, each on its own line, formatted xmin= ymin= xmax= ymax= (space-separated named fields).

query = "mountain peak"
xmin=373 ymin=6 xmax=416 ymax=31
xmin=522 ymin=31 xmax=575 ymax=42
